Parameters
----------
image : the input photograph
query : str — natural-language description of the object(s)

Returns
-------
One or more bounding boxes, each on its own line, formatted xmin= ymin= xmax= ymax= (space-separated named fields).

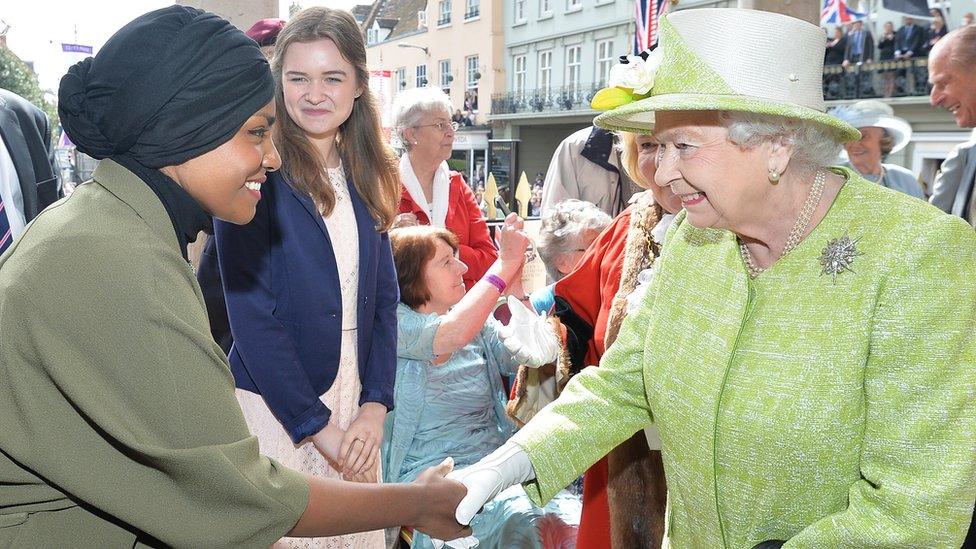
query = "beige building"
xmin=177 ymin=0 xmax=279 ymax=31
xmin=363 ymin=0 xmax=505 ymax=184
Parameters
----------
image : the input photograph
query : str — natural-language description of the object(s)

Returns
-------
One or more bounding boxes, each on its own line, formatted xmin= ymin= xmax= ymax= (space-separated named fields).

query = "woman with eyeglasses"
xmin=392 ymin=87 xmax=498 ymax=289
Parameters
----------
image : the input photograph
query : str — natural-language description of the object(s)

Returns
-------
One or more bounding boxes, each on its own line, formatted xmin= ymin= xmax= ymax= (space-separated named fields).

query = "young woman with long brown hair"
xmin=213 ymin=7 xmax=402 ymax=547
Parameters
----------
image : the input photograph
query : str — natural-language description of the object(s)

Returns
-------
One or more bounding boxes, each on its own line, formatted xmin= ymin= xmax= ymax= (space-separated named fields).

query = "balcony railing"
xmin=823 ymin=58 xmax=931 ymax=101
xmin=437 ymin=15 xmax=451 ymax=25
xmin=464 ymin=7 xmax=480 ymax=19
xmin=492 ymin=62 xmax=933 ymax=117
xmin=492 ymin=84 xmax=601 ymax=115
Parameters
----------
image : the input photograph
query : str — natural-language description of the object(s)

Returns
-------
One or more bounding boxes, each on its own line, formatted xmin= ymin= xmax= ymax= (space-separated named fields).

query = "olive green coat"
xmin=513 ymin=171 xmax=976 ymax=548
xmin=0 ymin=160 xmax=308 ymax=548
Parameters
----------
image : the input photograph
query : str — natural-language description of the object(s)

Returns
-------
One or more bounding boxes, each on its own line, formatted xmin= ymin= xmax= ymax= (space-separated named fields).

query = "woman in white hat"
xmin=440 ymin=8 xmax=976 ymax=549
xmin=831 ymin=100 xmax=925 ymax=198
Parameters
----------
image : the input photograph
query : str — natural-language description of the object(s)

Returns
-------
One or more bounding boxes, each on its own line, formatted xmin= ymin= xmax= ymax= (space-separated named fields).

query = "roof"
xmin=351 ymin=4 xmax=372 ymax=22
xmin=361 ymin=0 xmax=428 ymax=41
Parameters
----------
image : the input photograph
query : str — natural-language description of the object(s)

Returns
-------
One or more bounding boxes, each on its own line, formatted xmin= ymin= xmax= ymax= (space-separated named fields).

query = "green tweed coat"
xmin=0 ymin=160 xmax=309 ymax=548
xmin=512 ymin=170 xmax=976 ymax=548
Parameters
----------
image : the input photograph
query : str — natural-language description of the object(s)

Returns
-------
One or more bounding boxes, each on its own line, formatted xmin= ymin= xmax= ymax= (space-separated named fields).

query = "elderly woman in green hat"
xmin=438 ymin=8 xmax=976 ymax=549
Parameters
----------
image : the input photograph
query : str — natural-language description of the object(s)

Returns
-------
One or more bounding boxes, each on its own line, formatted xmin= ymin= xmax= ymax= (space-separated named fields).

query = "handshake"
xmin=428 ymin=442 xmax=537 ymax=548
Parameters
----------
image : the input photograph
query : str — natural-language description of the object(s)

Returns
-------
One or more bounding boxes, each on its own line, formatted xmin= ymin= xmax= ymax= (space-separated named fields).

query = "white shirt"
xmin=0 ymin=132 xmax=27 ymax=238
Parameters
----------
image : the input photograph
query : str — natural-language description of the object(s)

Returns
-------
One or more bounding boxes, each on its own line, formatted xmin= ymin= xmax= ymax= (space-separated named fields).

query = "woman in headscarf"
xmin=446 ymin=8 xmax=976 ymax=548
xmin=0 ymin=6 xmax=467 ymax=547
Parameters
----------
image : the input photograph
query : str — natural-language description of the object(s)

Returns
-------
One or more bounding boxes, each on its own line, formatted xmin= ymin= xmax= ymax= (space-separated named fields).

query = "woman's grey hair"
xmin=537 ymin=199 xmax=612 ymax=282
xmin=718 ymin=111 xmax=845 ymax=174
xmin=392 ymin=87 xmax=453 ymax=150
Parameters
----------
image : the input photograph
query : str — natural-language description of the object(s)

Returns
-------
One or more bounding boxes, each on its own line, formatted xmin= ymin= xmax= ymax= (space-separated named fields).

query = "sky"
xmin=2 ymin=0 xmax=361 ymax=96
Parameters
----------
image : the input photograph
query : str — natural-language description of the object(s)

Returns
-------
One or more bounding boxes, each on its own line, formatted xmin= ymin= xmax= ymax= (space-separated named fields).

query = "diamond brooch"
xmin=819 ymin=233 xmax=863 ymax=279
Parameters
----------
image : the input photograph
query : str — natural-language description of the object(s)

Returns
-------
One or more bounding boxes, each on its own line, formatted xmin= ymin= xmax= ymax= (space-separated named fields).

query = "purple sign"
xmin=61 ymin=43 xmax=93 ymax=54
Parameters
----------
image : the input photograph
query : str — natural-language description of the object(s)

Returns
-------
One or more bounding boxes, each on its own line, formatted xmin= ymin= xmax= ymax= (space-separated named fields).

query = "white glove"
xmin=448 ymin=441 xmax=536 ymax=524
xmin=430 ymin=443 xmax=535 ymax=548
xmin=497 ymin=296 xmax=560 ymax=367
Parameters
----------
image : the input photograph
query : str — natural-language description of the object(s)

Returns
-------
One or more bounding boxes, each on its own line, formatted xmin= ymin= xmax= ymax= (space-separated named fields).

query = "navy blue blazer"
xmin=214 ymin=169 xmax=398 ymax=444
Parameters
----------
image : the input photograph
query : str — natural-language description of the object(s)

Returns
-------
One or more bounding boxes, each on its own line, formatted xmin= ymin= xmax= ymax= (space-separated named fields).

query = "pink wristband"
xmin=483 ymin=273 xmax=507 ymax=293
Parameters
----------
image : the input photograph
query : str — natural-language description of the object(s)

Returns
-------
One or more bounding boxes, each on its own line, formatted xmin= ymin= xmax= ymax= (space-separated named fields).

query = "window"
xmin=538 ymin=50 xmax=552 ymax=93
xmin=514 ymin=0 xmax=526 ymax=22
xmin=539 ymin=0 xmax=552 ymax=16
xmin=396 ymin=67 xmax=407 ymax=91
xmin=438 ymin=0 xmax=451 ymax=25
xmin=465 ymin=55 xmax=479 ymax=89
xmin=465 ymin=0 xmax=480 ymax=19
xmin=566 ymin=0 xmax=582 ymax=10
xmin=416 ymin=64 xmax=427 ymax=87
xmin=596 ymin=39 xmax=614 ymax=86
xmin=465 ymin=55 xmax=480 ymax=112
xmin=565 ymin=45 xmax=581 ymax=92
xmin=417 ymin=10 xmax=427 ymax=28
xmin=514 ymin=55 xmax=526 ymax=94
xmin=439 ymin=59 xmax=452 ymax=92
xmin=366 ymin=27 xmax=379 ymax=45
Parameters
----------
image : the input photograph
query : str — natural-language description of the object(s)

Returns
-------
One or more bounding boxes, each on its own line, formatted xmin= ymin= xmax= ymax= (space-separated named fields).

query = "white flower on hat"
xmin=608 ymin=50 xmax=662 ymax=95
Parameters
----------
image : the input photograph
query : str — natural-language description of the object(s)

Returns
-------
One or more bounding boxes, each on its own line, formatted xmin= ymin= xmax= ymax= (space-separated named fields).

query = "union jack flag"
xmin=635 ymin=0 xmax=670 ymax=54
xmin=820 ymin=0 xmax=867 ymax=25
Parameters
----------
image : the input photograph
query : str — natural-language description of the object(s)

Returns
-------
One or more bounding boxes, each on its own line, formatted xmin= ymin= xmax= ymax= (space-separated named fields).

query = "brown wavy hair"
xmin=272 ymin=7 xmax=400 ymax=230
xmin=390 ymin=226 xmax=459 ymax=309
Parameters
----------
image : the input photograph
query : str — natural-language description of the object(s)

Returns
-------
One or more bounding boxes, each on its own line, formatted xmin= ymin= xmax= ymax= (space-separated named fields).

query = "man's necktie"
xmin=0 ymin=195 xmax=12 ymax=253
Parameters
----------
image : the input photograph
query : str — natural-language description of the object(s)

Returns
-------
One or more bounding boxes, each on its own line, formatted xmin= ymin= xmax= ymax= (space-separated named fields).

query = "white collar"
xmin=401 ymin=154 xmax=450 ymax=228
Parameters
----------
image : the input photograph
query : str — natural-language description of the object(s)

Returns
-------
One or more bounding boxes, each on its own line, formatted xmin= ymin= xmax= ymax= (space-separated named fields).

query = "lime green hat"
xmin=592 ymin=8 xmax=861 ymax=143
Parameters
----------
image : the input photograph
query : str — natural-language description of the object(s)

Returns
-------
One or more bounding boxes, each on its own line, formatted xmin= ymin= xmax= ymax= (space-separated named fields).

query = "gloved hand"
xmin=448 ymin=441 xmax=536 ymax=525
xmin=430 ymin=442 xmax=537 ymax=548
xmin=497 ymin=296 xmax=560 ymax=367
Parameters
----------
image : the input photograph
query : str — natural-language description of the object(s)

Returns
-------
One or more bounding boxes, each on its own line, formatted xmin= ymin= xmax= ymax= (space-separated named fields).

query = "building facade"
xmin=364 ymin=0 xmax=505 ymax=185
xmin=491 ymin=0 xmax=734 ymax=183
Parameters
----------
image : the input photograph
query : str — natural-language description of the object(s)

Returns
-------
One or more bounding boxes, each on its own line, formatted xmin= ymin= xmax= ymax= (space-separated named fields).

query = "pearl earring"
xmin=768 ymin=169 xmax=781 ymax=184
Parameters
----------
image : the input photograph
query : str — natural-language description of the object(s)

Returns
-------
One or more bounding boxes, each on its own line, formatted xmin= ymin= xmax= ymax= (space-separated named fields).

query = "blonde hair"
xmin=617 ymin=131 xmax=654 ymax=190
xmin=273 ymin=7 xmax=400 ymax=230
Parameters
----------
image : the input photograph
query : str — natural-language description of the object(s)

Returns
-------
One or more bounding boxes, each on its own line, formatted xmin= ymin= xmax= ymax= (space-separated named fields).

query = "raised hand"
xmin=497 ymin=296 xmax=560 ymax=367
xmin=495 ymin=213 xmax=529 ymax=271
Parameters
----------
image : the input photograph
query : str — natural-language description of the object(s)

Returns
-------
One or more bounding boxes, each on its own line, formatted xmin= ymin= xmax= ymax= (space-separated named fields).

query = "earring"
xmin=768 ymin=169 xmax=781 ymax=184
xmin=413 ymin=141 xmax=419 ymax=145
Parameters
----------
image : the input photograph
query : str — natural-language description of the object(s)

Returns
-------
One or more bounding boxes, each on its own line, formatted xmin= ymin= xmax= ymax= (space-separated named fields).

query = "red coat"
xmin=551 ymin=206 xmax=633 ymax=549
xmin=398 ymin=172 xmax=497 ymax=289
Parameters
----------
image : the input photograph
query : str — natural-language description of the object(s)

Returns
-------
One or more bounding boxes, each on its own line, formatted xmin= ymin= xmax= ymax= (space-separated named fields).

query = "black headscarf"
xmin=58 ymin=5 xmax=274 ymax=259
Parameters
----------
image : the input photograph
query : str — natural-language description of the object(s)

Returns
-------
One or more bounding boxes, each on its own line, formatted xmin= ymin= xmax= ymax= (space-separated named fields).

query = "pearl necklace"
xmin=740 ymin=169 xmax=827 ymax=279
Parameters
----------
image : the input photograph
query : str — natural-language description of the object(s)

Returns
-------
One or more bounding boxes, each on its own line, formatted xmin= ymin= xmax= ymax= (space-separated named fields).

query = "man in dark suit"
xmin=843 ymin=19 xmax=875 ymax=65
xmin=843 ymin=20 xmax=876 ymax=97
xmin=894 ymin=16 xmax=924 ymax=59
xmin=0 ymin=88 xmax=59 ymax=253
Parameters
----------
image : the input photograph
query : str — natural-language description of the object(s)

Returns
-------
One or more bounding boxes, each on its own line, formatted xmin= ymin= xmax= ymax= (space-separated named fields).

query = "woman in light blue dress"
xmin=384 ymin=218 xmax=581 ymax=548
